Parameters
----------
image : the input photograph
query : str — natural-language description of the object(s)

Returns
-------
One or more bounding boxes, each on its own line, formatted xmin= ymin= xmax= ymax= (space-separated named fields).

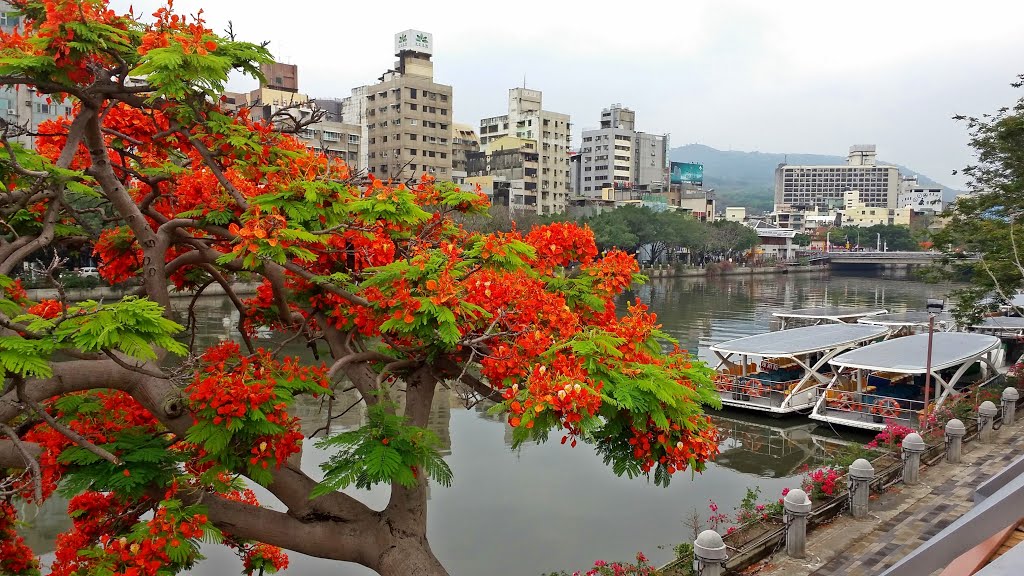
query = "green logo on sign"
xmin=399 ymin=33 xmax=407 ymax=43
xmin=416 ymin=33 xmax=428 ymax=44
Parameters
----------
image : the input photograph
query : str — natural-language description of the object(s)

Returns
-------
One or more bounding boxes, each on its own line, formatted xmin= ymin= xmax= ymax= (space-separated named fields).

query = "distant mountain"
xmin=669 ymin=143 xmax=960 ymax=213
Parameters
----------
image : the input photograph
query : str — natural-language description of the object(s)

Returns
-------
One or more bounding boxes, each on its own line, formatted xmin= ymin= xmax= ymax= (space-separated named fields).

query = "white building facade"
xmin=573 ymin=104 xmax=668 ymax=199
xmin=897 ymin=176 xmax=943 ymax=213
xmin=774 ymin=145 xmax=900 ymax=211
xmin=479 ymin=88 xmax=571 ymax=215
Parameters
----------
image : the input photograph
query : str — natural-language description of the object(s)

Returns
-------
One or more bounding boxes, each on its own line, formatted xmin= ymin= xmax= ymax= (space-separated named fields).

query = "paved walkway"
xmin=756 ymin=422 xmax=1024 ymax=576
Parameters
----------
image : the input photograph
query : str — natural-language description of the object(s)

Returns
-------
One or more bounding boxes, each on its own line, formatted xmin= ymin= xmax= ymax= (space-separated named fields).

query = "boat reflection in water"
xmin=711 ymin=411 xmax=867 ymax=478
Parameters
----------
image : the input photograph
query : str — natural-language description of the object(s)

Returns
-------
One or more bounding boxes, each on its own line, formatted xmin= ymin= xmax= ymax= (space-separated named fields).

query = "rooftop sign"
xmin=395 ymin=30 xmax=433 ymax=55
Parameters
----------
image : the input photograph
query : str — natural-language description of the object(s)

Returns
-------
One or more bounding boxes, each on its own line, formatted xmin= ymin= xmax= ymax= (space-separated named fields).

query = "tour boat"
xmin=709 ymin=324 xmax=889 ymax=415
xmin=858 ymin=311 xmax=955 ymax=338
xmin=809 ymin=332 xmax=1003 ymax=432
xmin=773 ymin=306 xmax=888 ymax=329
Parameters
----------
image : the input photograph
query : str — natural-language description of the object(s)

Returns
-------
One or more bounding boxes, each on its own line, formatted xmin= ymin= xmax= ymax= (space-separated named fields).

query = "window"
xmin=408 ymin=149 xmax=417 ymax=156
xmin=409 ymin=103 xmax=417 ymax=111
xmin=348 ymin=135 xmax=359 ymax=144
xmin=440 ymin=153 xmax=447 ymax=159
xmin=410 ymin=119 xmax=418 ymax=126
xmin=383 ymin=136 xmax=388 ymax=143
xmin=35 ymin=103 xmax=50 ymax=114
xmin=409 ymin=88 xmax=417 ymax=99
xmin=441 ymin=108 xmax=447 ymax=116
xmin=275 ymin=76 xmax=283 ymax=85
xmin=440 ymin=94 xmax=448 ymax=102
xmin=409 ymin=133 xmax=417 ymax=141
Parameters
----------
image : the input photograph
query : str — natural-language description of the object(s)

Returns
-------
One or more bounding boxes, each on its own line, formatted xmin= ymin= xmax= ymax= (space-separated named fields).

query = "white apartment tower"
xmin=573 ymin=104 xmax=668 ymax=198
xmin=479 ymin=88 xmax=571 ymax=215
xmin=774 ymin=145 xmax=900 ymax=211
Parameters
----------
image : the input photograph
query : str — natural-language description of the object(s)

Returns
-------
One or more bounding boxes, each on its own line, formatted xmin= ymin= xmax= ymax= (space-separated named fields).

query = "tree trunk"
xmin=376 ymin=535 xmax=449 ymax=576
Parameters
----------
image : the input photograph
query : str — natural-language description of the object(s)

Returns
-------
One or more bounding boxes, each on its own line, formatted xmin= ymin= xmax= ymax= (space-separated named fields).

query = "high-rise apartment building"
xmin=774 ymin=145 xmax=900 ymax=211
xmin=573 ymin=104 xmax=668 ymax=198
xmin=359 ymin=30 xmax=454 ymax=181
xmin=450 ymin=122 xmax=480 ymax=182
xmin=479 ymin=88 xmax=570 ymax=214
xmin=465 ymin=135 xmax=539 ymax=209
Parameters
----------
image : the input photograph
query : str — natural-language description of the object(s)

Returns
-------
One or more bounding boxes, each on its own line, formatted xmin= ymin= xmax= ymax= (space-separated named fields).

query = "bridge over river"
xmin=799 ymin=251 xmax=979 ymax=267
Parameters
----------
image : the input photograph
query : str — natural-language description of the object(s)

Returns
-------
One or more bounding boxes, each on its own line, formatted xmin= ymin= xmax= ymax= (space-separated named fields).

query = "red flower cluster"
xmin=22 ymin=391 xmax=162 ymax=501
xmin=242 ymin=542 xmax=290 ymax=575
xmin=187 ymin=342 xmax=328 ymax=472
xmin=27 ymin=298 xmax=62 ymax=319
xmin=803 ymin=467 xmax=841 ymax=499
xmin=0 ymin=501 xmax=38 ymax=575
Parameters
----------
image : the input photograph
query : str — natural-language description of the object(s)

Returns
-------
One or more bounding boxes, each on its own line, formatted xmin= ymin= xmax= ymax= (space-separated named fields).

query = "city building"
xmin=573 ymin=104 xmax=669 ymax=199
xmin=450 ymin=122 xmax=480 ymax=183
xmin=774 ymin=145 xmax=900 ymax=211
xmin=843 ymin=190 xmax=913 ymax=227
xmin=224 ymin=62 xmax=363 ymax=171
xmin=676 ymin=189 xmax=716 ymax=221
xmin=339 ymin=86 xmax=371 ymax=173
xmin=747 ymin=220 xmax=799 ymax=261
xmin=357 ymin=30 xmax=454 ymax=182
xmin=465 ymin=135 xmax=537 ymax=210
xmin=724 ymin=207 xmax=747 ymax=223
xmin=479 ymin=88 xmax=570 ymax=214
xmin=767 ymin=210 xmax=806 ymax=231
xmin=897 ymin=176 xmax=944 ymax=213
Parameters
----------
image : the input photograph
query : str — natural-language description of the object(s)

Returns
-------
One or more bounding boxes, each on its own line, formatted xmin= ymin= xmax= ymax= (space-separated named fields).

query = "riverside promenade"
xmin=755 ymin=419 xmax=1024 ymax=576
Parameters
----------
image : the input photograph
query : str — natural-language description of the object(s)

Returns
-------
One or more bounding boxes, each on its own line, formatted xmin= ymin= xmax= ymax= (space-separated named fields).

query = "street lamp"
xmin=923 ymin=298 xmax=945 ymax=421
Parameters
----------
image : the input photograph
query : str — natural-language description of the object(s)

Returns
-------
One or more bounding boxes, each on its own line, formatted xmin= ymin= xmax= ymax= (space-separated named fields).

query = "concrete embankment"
xmin=25 ymin=282 xmax=263 ymax=302
xmin=640 ymin=265 xmax=829 ymax=279
xmin=754 ymin=418 xmax=1024 ymax=576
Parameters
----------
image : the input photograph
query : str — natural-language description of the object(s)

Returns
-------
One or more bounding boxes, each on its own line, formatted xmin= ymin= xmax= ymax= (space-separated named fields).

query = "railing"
xmin=714 ymin=374 xmax=827 ymax=409
xmin=822 ymin=391 xmax=926 ymax=427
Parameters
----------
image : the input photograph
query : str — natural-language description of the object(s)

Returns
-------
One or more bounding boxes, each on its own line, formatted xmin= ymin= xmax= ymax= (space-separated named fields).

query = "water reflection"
xmin=22 ymin=271 xmax=952 ymax=575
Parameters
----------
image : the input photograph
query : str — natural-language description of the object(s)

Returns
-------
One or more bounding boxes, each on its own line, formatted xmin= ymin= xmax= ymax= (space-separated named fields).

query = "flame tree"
xmin=0 ymin=2 xmax=720 ymax=574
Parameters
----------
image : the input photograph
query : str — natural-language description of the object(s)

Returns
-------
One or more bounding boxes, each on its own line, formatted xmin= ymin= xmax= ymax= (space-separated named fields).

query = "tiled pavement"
xmin=808 ymin=429 xmax=1024 ymax=576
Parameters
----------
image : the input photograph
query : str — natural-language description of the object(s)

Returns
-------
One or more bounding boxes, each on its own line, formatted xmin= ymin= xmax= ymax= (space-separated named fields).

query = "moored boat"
xmin=809 ymin=332 xmax=1003 ymax=432
xmin=709 ymin=324 xmax=889 ymax=415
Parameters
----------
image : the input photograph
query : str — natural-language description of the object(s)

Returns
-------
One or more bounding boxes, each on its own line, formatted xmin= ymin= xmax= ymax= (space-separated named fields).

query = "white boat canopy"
xmin=773 ymin=306 xmax=888 ymax=328
xmin=858 ymin=311 xmax=952 ymax=328
xmin=971 ymin=316 xmax=1024 ymax=333
xmin=711 ymin=324 xmax=889 ymax=358
xmin=829 ymin=333 xmax=1001 ymax=373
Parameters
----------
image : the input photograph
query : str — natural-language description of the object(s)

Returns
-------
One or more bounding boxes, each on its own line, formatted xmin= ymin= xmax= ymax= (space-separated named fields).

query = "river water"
xmin=21 ymin=270 xmax=957 ymax=575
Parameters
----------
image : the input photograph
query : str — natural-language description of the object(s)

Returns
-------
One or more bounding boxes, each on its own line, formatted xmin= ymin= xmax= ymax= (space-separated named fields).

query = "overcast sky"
xmin=112 ymin=0 xmax=1024 ymax=189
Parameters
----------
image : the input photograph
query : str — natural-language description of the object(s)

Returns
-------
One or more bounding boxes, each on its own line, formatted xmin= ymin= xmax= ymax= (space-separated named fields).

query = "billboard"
xmin=395 ymin=30 xmax=433 ymax=55
xmin=670 ymin=162 xmax=703 ymax=186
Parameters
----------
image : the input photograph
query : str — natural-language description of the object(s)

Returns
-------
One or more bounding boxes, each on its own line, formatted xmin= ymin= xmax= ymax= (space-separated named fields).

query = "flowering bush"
xmin=734 ymin=486 xmax=784 ymax=525
xmin=866 ymin=423 xmax=914 ymax=450
xmin=545 ymin=553 xmax=659 ymax=576
xmin=802 ymin=467 xmax=841 ymax=500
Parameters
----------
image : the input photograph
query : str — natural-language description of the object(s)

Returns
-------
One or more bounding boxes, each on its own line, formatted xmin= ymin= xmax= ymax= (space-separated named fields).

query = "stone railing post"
xmin=1002 ymin=387 xmax=1019 ymax=426
xmin=902 ymin=432 xmax=926 ymax=485
xmin=979 ymin=401 xmax=998 ymax=443
xmin=693 ymin=530 xmax=727 ymax=576
xmin=848 ymin=458 xmax=874 ymax=519
xmin=945 ymin=419 xmax=966 ymax=464
xmin=784 ymin=488 xmax=812 ymax=558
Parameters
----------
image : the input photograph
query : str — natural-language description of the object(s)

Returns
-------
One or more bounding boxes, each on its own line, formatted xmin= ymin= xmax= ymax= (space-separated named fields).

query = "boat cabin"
xmin=709 ymin=324 xmax=889 ymax=415
xmin=810 ymin=333 xmax=1002 ymax=432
